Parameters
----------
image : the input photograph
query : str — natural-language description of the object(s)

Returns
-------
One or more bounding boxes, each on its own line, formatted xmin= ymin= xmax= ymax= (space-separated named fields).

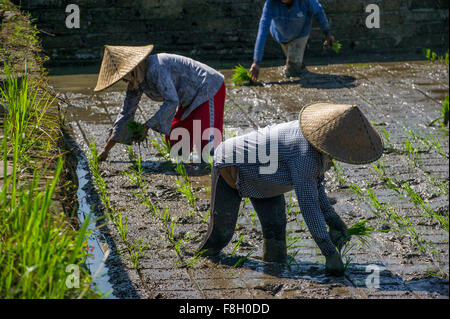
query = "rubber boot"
xmin=198 ymin=170 xmax=241 ymax=256
xmin=263 ymin=238 xmax=287 ymax=263
xmin=284 ymin=62 xmax=307 ymax=78
xmin=325 ymin=252 xmax=345 ymax=276
xmin=250 ymin=195 xmax=287 ymax=263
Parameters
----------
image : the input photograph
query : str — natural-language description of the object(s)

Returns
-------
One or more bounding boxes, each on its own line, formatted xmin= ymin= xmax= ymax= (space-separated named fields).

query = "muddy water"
xmin=50 ymin=60 xmax=449 ymax=299
xmin=75 ymin=152 xmax=116 ymax=298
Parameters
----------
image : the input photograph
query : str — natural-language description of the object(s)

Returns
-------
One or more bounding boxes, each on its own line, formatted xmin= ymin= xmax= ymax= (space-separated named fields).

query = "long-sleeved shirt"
xmin=214 ymin=120 xmax=338 ymax=257
xmin=253 ymin=0 xmax=330 ymax=63
xmin=109 ymin=53 xmax=224 ymax=143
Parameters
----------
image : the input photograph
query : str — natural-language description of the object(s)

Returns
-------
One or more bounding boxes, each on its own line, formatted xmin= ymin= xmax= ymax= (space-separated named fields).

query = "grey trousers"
xmin=198 ymin=167 xmax=287 ymax=262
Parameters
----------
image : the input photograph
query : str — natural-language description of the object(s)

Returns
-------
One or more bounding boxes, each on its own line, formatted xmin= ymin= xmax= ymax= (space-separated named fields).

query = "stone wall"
xmin=14 ymin=0 xmax=449 ymax=67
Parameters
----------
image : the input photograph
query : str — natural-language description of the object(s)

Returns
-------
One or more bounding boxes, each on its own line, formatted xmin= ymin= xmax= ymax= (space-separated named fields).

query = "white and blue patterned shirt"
xmin=214 ymin=120 xmax=338 ymax=257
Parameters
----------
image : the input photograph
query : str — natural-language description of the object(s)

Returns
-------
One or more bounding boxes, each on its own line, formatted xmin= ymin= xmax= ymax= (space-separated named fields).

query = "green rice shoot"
xmin=442 ymin=96 xmax=449 ymax=127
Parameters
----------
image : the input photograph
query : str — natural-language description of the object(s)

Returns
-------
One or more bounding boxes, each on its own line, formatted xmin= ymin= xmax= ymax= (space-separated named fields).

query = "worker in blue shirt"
xmin=250 ymin=0 xmax=334 ymax=81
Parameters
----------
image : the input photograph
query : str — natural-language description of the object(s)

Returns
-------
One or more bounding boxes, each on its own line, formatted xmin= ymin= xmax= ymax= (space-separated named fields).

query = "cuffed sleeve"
xmin=289 ymin=157 xmax=337 ymax=257
xmin=109 ymin=84 xmax=143 ymax=144
xmin=253 ymin=0 xmax=273 ymax=63
xmin=310 ymin=0 xmax=330 ymax=35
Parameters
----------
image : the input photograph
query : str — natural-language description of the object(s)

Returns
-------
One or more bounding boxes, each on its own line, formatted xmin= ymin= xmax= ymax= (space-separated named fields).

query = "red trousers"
xmin=165 ymin=82 xmax=226 ymax=154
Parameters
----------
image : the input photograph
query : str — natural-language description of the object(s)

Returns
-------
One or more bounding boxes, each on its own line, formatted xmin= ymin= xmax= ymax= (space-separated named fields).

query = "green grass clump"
xmin=231 ymin=64 xmax=252 ymax=86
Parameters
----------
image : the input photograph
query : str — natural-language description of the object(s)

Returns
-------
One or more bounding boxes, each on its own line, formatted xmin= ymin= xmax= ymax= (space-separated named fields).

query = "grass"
xmin=0 ymin=68 xmax=98 ymax=298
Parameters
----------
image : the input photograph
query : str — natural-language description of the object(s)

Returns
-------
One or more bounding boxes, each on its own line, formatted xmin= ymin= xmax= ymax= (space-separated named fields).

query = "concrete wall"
xmin=14 ymin=0 xmax=449 ymax=66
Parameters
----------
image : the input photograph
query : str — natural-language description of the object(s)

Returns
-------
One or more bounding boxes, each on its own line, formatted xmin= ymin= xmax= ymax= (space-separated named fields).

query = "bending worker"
xmin=250 ymin=0 xmax=334 ymax=80
xmin=94 ymin=45 xmax=226 ymax=161
xmin=198 ymin=103 xmax=383 ymax=276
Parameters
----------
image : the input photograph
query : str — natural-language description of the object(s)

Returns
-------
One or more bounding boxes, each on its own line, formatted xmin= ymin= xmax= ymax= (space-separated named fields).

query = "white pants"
xmin=280 ymin=35 xmax=310 ymax=65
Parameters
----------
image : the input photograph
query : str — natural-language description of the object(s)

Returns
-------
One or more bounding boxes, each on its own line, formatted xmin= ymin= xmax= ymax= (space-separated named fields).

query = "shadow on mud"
xmin=111 ymin=159 xmax=212 ymax=177
xmin=265 ymin=71 xmax=357 ymax=89
xmin=208 ymin=254 xmax=449 ymax=296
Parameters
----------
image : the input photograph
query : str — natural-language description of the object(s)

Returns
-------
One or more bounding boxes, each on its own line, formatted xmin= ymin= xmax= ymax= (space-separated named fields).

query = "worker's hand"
xmin=330 ymin=228 xmax=350 ymax=252
xmin=327 ymin=215 xmax=350 ymax=251
xmin=325 ymin=252 xmax=345 ymax=276
xmin=249 ymin=63 xmax=260 ymax=82
xmin=323 ymin=34 xmax=335 ymax=47
xmin=143 ymin=125 xmax=149 ymax=139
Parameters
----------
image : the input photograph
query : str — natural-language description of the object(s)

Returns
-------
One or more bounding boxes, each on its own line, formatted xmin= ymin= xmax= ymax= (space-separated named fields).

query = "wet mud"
xmin=50 ymin=59 xmax=449 ymax=299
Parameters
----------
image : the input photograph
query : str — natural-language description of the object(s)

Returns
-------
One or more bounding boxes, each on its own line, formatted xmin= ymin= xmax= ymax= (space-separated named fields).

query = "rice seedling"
xmin=365 ymin=187 xmax=432 ymax=254
xmin=442 ymin=96 xmax=449 ymax=127
xmin=175 ymin=179 xmax=197 ymax=207
xmin=424 ymin=48 xmax=448 ymax=65
xmin=186 ymin=250 xmax=207 ymax=269
xmin=231 ymin=64 xmax=253 ymax=86
xmin=174 ymin=160 xmax=196 ymax=207
xmin=123 ymin=146 xmax=144 ymax=188
xmin=403 ymin=182 xmax=448 ymax=232
xmin=232 ymin=252 xmax=254 ymax=268
xmin=128 ymin=238 xmax=150 ymax=270
xmin=173 ymin=233 xmax=193 ymax=262
xmin=0 ymin=70 xmax=98 ymax=298
xmin=113 ymin=212 xmax=128 ymax=243
xmin=231 ymin=234 xmax=245 ymax=257
xmin=150 ymin=134 xmax=172 ymax=160
xmin=249 ymin=210 xmax=257 ymax=229
xmin=242 ymin=197 xmax=250 ymax=210
xmin=202 ymin=210 xmax=210 ymax=224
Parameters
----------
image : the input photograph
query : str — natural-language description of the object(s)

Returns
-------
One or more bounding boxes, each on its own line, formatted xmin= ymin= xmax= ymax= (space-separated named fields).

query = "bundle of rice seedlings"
xmin=231 ymin=64 xmax=252 ymax=86
xmin=347 ymin=219 xmax=373 ymax=246
xmin=340 ymin=219 xmax=373 ymax=270
xmin=331 ymin=40 xmax=342 ymax=54
xmin=126 ymin=120 xmax=146 ymax=144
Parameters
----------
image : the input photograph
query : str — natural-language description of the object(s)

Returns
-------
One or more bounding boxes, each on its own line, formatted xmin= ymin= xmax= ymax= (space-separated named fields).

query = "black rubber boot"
xmin=325 ymin=252 xmax=345 ymax=276
xmin=250 ymin=195 xmax=287 ymax=263
xmin=198 ymin=170 xmax=242 ymax=256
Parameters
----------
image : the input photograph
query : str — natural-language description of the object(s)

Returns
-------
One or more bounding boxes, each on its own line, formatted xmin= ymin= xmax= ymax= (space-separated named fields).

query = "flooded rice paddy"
xmin=50 ymin=59 xmax=449 ymax=299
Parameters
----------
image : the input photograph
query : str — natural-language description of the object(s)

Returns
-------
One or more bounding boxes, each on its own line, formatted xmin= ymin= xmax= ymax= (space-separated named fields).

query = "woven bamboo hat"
xmin=94 ymin=45 xmax=154 ymax=92
xmin=299 ymin=102 xmax=383 ymax=164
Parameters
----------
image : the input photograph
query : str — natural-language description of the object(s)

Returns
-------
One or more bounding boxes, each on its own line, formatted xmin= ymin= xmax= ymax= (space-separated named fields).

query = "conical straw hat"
xmin=299 ymin=102 xmax=383 ymax=164
xmin=94 ymin=45 xmax=154 ymax=92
